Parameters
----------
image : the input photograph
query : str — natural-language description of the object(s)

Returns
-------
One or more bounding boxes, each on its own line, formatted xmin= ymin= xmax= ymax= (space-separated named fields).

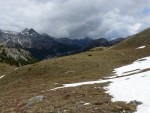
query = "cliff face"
xmin=0 ymin=46 xmax=37 ymax=66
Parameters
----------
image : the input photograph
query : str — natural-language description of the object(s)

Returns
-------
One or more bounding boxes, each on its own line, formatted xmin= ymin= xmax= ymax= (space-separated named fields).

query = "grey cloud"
xmin=0 ymin=0 xmax=150 ymax=39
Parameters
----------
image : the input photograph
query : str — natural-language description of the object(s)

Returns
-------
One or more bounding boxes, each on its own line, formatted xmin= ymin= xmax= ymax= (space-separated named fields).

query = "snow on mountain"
xmin=0 ymin=28 xmax=124 ymax=60
xmin=0 ymin=28 xmax=82 ymax=59
xmin=51 ymin=56 xmax=150 ymax=113
xmin=1 ymin=30 xmax=18 ymax=35
xmin=17 ymin=38 xmax=22 ymax=46
xmin=20 ymin=28 xmax=38 ymax=36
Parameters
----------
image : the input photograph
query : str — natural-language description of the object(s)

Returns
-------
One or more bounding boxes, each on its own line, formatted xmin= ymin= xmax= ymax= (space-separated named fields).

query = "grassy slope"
xmin=0 ymin=63 xmax=16 ymax=75
xmin=0 ymin=29 xmax=150 ymax=112
xmin=113 ymin=28 xmax=150 ymax=49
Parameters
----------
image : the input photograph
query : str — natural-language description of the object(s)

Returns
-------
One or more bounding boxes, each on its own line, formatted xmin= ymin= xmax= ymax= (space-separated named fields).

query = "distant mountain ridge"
xmin=0 ymin=28 xmax=124 ymax=65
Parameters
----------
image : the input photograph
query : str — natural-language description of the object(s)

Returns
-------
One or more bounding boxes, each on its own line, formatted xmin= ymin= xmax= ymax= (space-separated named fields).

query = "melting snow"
xmin=51 ymin=56 xmax=150 ymax=113
xmin=0 ymin=75 xmax=5 ymax=79
xmin=106 ymin=56 xmax=150 ymax=113
xmin=84 ymin=103 xmax=90 ymax=106
xmin=106 ymin=71 xmax=150 ymax=113
xmin=136 ymin=46 xmax=146 ymax=49
xmin=112 ymin=56 xmax=150 ymax=77
xmin=15 ymin=68 xmax=19 ymax=70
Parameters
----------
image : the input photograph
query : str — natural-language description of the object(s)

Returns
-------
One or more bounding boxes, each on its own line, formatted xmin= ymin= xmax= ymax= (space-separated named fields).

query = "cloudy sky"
xmin=0 ymin=0 xmax=150 ymax=39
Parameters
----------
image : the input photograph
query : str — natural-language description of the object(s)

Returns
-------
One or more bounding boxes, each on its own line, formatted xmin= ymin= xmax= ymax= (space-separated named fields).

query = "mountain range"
xmin=0 ymin=28 xmax=124 ymax=66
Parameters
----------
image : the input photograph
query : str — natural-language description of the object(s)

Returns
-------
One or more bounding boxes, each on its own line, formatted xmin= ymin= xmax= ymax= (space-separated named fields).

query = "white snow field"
xmin=106 ymin=56 xmax=150 ymax=113
xmin=52 ymin=56 xmax=150 ymax=113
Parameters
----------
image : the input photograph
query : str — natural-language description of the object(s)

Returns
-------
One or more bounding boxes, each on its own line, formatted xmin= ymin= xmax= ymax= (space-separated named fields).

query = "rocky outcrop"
xmin=0 ymin=46 xmax=37 ymax=66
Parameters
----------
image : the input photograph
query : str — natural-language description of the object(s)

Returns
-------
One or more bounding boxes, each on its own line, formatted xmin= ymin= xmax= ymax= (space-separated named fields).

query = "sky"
xmin=0 ymin=0 xmax=150 ymax=39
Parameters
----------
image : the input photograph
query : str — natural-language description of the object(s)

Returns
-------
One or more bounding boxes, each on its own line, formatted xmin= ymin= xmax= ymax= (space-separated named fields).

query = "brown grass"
xmin=0 ymin=44 xmax=150 ymax=112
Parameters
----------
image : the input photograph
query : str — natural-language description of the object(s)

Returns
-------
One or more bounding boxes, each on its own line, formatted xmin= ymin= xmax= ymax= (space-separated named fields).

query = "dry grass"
xmin=0 ymin=43 xmax=150 ymax=112
xmin=113 ymin=28 xmax=150 ymax=49
xmin=0 ymin=63 xmax=16 ymax=75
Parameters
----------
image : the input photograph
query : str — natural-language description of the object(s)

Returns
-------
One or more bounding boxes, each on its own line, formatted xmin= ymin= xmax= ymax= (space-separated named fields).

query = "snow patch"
xmin=15 ymin=68 xmax=19 ymax=70
xmin=0 ymin=75 xmax=5 ymax=79
xmin=106 ymin=71 xmax=150 ymax=113
xmin=113 ymin=56 xmax=150 ymax=77
xmin=105 ymin=56 xmax=150 ymax=113
xmin=51 ymin=79 xmax=108 ymax=90
xmin=51 ymin=56 xmax=150 ymax=113
xmin=84 ymin=103 xmax=90 ymax=106
xmin=136 ymin=46 xmax=146 ymax=49
xmin=52 ymin=56 xmax=150 ymax=90
xmin=17 ymin=38 xmax=22 ymax=45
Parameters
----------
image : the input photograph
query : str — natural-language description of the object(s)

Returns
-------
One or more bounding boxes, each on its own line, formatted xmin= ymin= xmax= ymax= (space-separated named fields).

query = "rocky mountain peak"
xmin=21 ymin=28 xmax=38 ymax=36
xmin=28 ymin=28 xmax=37 ymax=34
xmin=21 ymin=28 xmax=29 ymax=34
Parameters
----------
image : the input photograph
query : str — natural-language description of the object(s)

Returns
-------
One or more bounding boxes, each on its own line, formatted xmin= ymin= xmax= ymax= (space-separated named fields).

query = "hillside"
xmin=0 ymin=28 xmax=150 ymax=112
xmin=113 ymin=28 xmax=150 ymax=49
xmin=0 ymin=63 xmax=16 ymax=76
